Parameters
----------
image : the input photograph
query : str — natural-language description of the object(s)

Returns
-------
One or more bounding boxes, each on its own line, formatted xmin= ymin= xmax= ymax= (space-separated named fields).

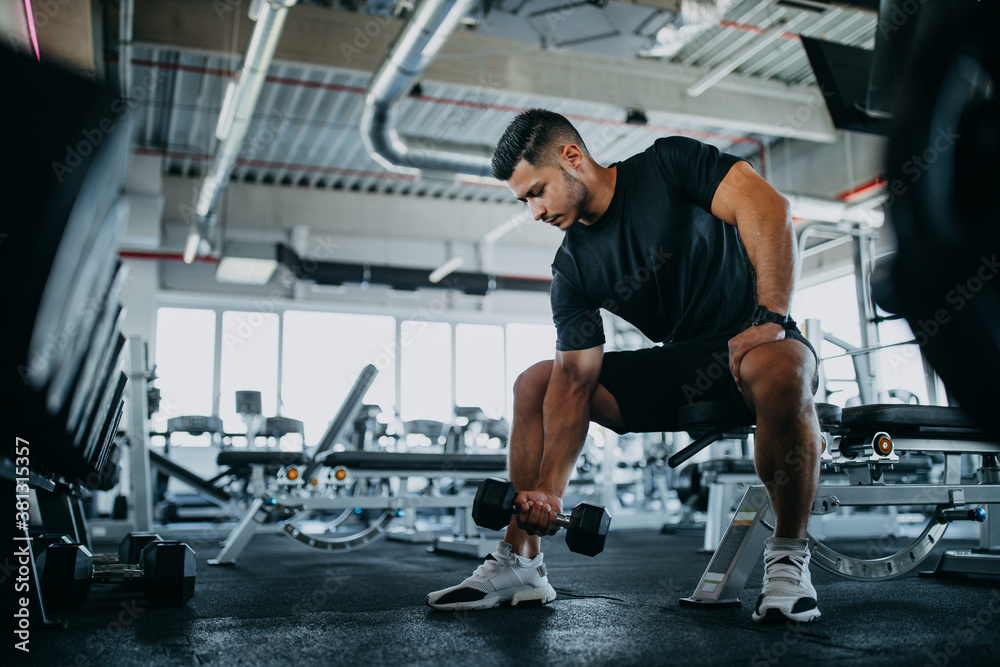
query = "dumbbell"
xmin=41 ymin=537 xmax=196 ymax=609
xmin=472 ymin=478 xmax=611 ymax=557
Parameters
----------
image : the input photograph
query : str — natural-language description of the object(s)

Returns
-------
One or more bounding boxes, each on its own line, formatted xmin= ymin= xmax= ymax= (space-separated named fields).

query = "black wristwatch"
xmin=750 ymin=305 xmax=792 ymax=328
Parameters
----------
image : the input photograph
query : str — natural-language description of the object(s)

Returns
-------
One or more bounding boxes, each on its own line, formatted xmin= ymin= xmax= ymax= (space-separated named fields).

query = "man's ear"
xmin=561 ymin=143 xmax=584 ymax=170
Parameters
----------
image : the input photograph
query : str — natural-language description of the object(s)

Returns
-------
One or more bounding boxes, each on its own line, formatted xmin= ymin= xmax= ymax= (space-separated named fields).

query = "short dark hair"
xmin=491 ymin=109 xmax=588 ymax=181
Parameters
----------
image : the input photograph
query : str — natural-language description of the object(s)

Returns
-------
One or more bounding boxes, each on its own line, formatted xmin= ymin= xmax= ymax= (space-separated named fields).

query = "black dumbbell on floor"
xmin=41 ymin=535 xmax=196 ymax=610
xmin=472 ymin=478 xmax=612 ymax=556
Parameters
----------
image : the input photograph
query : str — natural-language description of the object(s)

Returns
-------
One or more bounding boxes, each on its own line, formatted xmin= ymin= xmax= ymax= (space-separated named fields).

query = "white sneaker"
xmin=426 ymin=541 xmax=556 ymax=611
xmin=752 ymin=537 xmax=821 ymax=623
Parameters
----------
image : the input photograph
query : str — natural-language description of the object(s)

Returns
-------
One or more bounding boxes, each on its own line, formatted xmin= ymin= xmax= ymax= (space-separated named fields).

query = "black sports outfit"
xmin=549 ymin=136 xmax=815 ymax=433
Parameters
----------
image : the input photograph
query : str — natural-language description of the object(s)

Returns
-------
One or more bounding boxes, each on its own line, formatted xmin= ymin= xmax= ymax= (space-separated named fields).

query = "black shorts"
xmin=598 ymin=324 xmax=818 ymax=433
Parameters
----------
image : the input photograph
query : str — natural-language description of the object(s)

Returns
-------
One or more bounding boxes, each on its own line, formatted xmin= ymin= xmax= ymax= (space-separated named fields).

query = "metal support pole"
xmin=852 ymin=234 xmax=880 ymax=403
xmin=126 ymin=336 xmax=154 ymax=531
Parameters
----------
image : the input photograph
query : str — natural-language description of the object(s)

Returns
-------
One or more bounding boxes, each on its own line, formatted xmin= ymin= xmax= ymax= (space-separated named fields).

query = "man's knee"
xmin=513 ymin=360 xmax=553 ymax=408
xmin=741 ymin=343 xmax=815 ymax=408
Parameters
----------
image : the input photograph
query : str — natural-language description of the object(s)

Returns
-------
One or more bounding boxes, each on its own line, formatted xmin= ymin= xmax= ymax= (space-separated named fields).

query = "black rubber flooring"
xmin=11 ymin=527 xmax=1000 ymax=666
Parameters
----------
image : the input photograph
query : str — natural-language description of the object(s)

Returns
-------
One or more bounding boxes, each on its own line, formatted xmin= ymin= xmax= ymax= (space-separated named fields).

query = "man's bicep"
xmin=711 ymin=161 xmax=788 ymax=226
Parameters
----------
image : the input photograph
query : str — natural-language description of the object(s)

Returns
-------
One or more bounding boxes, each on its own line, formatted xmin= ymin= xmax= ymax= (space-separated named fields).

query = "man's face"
xmin=506 ymin=159 xmax=588 ymax=231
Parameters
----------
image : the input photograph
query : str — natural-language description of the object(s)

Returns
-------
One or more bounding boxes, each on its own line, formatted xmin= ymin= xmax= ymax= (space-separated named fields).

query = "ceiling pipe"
xmin=185 ymin=0 xmax=297 ymax=263
xmin=278 ymin=245 xmax=551 ymax=295
xmin=359 ymin=0 xmax=494 ymax=178
xmin=118 ymin=0 xmax=133 ymax=94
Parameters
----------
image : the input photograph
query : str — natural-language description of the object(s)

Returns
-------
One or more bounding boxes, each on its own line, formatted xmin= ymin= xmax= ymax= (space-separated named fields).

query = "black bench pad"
xmin=217 ymin=451 xmax=311 ymax=467
xmin=840 ymin=404 xmax=986 ymax=433
xmin=678 ymin=402 xmax=843 ymax=430
xmin=317 ymin=451 xmax=507 ymax=472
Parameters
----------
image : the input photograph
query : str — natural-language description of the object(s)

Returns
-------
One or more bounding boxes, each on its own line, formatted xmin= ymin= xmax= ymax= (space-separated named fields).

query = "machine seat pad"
xmin=699 ymin=458 xmax=757 ymax=474
xmin=678 ymin=402 xmax=842 ymax=430
xmin=317 ymin=451 xmax=508 ymax=472
xmin=217 ymin=451 xmax=311 ymax=467
xmin=841 ymin=404 xmax=985 ymax=433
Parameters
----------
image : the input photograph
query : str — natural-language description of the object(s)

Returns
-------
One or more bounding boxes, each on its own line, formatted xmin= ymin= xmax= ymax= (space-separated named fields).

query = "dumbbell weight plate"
xmin=472 ymin=478 xmax=519 ymax=531
xmin=140 ymin=541 xmax=196 ymax=607
xmin=34 ymin=533 xmax=73 ymax=555
xmin=119 ymin=532 xmax=163 ymax=565
xmin=40 ymin=543 xmax=94 ymax=610
xmin=565 ymin=504 xmax=612 ymax=557
xmin=118 ymin=532 xmax=163 ymax=589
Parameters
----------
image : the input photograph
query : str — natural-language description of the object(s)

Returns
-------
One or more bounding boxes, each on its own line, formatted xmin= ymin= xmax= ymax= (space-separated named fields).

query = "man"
xmin=427 ymin=109 xmax=824 ymax=624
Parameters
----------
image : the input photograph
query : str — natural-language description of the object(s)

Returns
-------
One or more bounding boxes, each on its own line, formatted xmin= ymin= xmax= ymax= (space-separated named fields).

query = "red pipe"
xmin=718 ymin=20 xmax=799 ymax=40
xmin=119 ymin=250 xmax=219 ymax=262
xmin=837 ymin=175 xmax=887 ymax=202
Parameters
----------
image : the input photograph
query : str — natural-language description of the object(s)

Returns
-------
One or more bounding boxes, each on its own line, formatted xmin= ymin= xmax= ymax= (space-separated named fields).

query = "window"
xmin=874 ymin=317 xmax=934 ymax=405
xmin=153 ymin=308 xmax=216 ymax=440
xmin=792 ymin=274 xmax=862 ymax=406
xmin=400 ymin=320 xmax=452 ymax=422
xmin=455 ymin=324 xmax=505 ymax=419
xmin=282 ymin=311 xmax=396 ymax=445
xmin=505 ymin=323 xmax=556 ymax=418
xmin=219 ymin=311 xmax=279 ymax=437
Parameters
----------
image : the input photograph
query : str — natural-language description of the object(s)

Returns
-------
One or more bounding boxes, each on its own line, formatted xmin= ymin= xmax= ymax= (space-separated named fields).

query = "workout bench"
xmin=208 ymin=450 xmax=507 ymax=564
xmin=209 ymin=363 xmax=509 ymax=563
xmin=677 ymin=403 xmax=1000 ymax=607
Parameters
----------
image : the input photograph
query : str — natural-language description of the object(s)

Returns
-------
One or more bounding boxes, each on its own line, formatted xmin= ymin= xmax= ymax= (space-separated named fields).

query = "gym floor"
xmin=15 ymin=528 xmax=1000 ymax=666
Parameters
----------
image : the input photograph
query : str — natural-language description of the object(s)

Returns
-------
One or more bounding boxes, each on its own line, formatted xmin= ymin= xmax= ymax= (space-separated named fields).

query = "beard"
xmin=560 ymin=166 xmax=589 ymax=225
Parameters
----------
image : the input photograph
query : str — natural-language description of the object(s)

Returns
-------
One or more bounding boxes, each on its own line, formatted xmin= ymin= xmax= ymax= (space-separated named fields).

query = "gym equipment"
xmin=41 ymin=538 xmax=196 ymax=609
xmin=209 ymin=364 xmax=387 ymax=564
xmin=2 ymin=46 xmax=133 ymax=630
xmin=472 ymin=478 xmax=612 ymax=557
xmin=210 ymin=448 xmax=508 ymax=564
xmin=679 ymin=403 xmax=1000 ymax=608
xmin=879 ymin=0 xmax=1000 ymax=438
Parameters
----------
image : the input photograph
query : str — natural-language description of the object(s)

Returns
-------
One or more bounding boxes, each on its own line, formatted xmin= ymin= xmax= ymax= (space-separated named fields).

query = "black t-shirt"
xmin=551 ymin=136 xmax=757 ymax=351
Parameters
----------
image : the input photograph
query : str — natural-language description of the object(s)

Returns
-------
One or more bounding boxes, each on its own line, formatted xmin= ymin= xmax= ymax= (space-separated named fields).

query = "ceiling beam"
xmin=121 ymin=0 xmax=837 ymax=142
xmin=34 ymin=0 xmax=96 ymax=77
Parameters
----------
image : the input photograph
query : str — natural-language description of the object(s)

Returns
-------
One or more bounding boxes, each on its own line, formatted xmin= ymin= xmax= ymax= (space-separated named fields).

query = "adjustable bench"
xmin=208 ymin=449 xmax=507 ymax=564
xmin=679 ymin=403 xmax=1000 ymax=608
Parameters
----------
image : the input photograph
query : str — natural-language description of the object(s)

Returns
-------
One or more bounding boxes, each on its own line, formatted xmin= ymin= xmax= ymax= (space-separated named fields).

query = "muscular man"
xmin=427 ymin=109 xmax=823 ymax=623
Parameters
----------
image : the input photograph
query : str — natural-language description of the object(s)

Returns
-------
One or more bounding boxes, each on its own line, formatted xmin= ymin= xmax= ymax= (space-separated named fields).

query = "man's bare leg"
xmin=739 ymin=339 xmax=822 ymax=537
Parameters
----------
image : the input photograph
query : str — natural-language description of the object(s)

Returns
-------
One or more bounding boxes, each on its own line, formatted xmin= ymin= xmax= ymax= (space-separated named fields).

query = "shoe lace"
xmin=472 ymin=557 xmax=503 ymax=579
xmin=763 ymin=551 xmax=809 ymax=586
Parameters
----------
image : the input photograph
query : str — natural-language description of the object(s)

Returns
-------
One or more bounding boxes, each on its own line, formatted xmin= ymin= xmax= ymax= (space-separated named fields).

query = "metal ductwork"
xmin=185 ymin=0 xmax=297 ymax=263
xmin=359 ymin=0 xmax=495 ymax=178
xmin=278 ymin=245 xmax=551 ymax=295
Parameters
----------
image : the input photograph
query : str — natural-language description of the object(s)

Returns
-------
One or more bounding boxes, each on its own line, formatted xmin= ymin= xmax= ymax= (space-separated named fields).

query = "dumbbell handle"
xmin=512 ymin=503 xmax=572 ymax=531
xmin=93 ymin=563 xmax=144 ymax=583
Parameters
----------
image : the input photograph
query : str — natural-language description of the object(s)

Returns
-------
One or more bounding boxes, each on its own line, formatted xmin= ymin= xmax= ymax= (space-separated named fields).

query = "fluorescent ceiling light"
xmin=216 ymin=80 xmax=237 ymax=141
xmin=216 ymin=257 xmax=278 ymax=284
xmin=183 ymin=231 xmax=200 ymax=264
xmin=215 ymin=241 xmax=280 ymax=284
xmin=429 ymin=256 xmax=465 ymax=283
xmin=482 ymin=211 xmax=531 ymax=245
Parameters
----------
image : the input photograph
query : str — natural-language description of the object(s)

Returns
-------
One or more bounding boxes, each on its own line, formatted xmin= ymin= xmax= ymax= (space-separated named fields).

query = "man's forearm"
xmin=536 ymin=385 xmax=592 ymax=496
xmin=740 ymin=205 xmax=797 ymax=314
